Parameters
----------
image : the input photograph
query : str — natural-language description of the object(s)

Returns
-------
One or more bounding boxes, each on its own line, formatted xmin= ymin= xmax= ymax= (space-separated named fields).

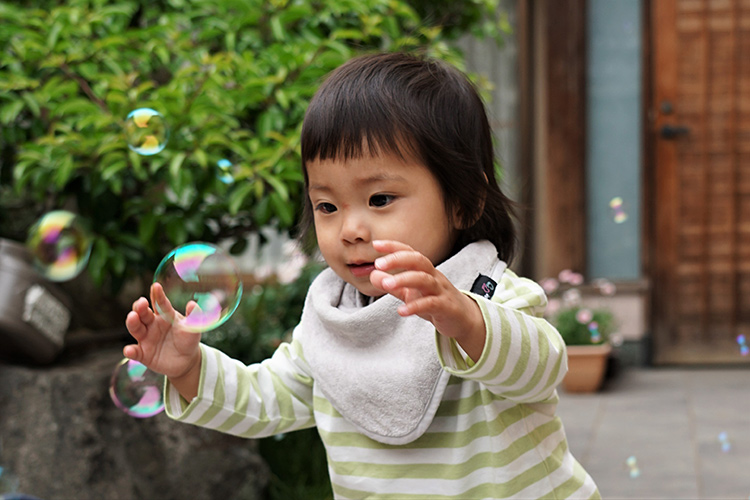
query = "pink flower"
xmin=576 ymin=308 xmax=593 ymax=324
xmin=540 ymin=278 xmax=559 ymax=294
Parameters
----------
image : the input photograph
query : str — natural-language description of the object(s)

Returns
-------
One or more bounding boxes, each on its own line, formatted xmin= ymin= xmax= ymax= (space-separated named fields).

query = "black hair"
xmin=299 ymin=52 xmax=518 ymax=265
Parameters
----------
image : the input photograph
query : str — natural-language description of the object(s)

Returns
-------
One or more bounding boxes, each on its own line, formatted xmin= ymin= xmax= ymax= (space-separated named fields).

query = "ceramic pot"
xmin=0 ymin=238 xmax=71 ymax=364
xmin=562 ymin=343 xmax=612 ymax=393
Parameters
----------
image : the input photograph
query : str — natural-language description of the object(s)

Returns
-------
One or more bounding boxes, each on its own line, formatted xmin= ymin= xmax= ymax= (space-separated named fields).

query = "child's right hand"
xmin=123 ymin=282 xmax=202 ymax=382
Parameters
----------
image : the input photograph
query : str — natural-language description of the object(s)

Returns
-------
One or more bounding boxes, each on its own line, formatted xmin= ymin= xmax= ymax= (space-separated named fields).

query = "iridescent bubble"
xmin=0 ymin=465 xmax=19 ymax=495
xmin=737 ymin=335 xmax=749 ymax=356
xmin=109 ymin=358 xmax=165 ymax=418
xmin=125 ymin=108 xmax=169 ymax=156
xmin=626 ymin=456 xmax=640 ymax=478
xmin=26 ymin=210 xmax=92 ymax=282
xmin=217 ymin=159 xmax=235 ymax=184
xmin=610 ymin=197 xmax=628 ymax=224
xmin=153 ymin=242 xmax=243 ymax=333
xmin=588 ymin=321 xmax=602 ymax=343
xmin=718 ymin=431 xmax=731 ymax=452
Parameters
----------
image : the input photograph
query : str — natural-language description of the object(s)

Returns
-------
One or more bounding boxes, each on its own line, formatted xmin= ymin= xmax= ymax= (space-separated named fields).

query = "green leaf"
xmin=0 ymin=100 xmax=24 ymax=125
xmin=261 ymin=172 xmax=289 ymax=201
xmin=138 ymin=212 xmax=158 ymax=246
xmin=228 ymin=181 xmax=254 ymax=215
xmin=169 ymin=152 xmax=187 ymax=179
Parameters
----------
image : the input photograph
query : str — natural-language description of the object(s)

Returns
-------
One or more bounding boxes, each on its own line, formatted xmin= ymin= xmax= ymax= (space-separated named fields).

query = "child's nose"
xmin=340 ymin=211 xmax=370 ymax=244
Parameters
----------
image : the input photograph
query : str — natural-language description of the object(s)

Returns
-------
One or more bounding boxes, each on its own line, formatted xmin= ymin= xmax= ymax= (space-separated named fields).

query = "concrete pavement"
xmin=557 ymin=367 xmax=750 ymax=499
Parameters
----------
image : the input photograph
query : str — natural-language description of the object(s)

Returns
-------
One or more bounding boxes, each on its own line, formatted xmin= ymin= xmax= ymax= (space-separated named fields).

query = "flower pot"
xmin=0 ymin=238 xmax=71 ymax=364
xmin=562 ymin=343 xmax=612 ymax=393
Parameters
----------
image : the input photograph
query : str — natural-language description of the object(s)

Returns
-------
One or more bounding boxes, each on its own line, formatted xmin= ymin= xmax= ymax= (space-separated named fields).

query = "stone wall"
xmin=0 ymin=345 xmax=269 ymax=500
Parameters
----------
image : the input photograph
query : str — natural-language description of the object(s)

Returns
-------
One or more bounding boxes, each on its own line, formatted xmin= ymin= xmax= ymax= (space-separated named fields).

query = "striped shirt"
xmin=164 ymin=269 xmax=600 ymax=499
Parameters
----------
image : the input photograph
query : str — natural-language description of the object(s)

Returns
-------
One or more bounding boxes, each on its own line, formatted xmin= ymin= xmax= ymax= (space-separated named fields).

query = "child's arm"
xmin=370 ymin=240 xmax=566 ymax=403
xmin=125 ymin=283 xmax=316 ymax=437
xmin=163 ymin=338 xmax=316 ymax=438
xmin=124 ymin=282 xmax=202 ymax=401
xmin=369 ymin=240 xmax=487 ymax=361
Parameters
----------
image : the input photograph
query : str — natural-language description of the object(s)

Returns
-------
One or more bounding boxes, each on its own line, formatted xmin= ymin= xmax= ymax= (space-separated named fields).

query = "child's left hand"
xmin=369 ymin=240 xmax=486 ymax=361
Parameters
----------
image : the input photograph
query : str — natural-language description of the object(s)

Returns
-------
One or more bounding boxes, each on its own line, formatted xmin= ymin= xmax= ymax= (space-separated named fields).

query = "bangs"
xmin=300 ymin=54 xmax=423 ymax=166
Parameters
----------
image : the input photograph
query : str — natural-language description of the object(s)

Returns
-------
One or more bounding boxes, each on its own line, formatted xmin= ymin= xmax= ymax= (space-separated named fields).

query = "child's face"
xmin=307 ymin=152 xmax=459 ymax=297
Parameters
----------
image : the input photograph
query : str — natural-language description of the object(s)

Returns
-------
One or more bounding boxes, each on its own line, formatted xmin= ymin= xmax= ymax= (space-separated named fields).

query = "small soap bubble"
xmin=588 ymin=321 xmax=602 ymax=343
xmin=610 ymin=197 xmax=628 ymax=224
xmin=125 ymin=108 xmax=169 ymax=156
xmin=153 ymin=242 xmax=243 ymax=333
xmin=217 ymin=159 xmax=235 ymax=184
xmin=737 ymin=335 xmax=749 ymax=356
xmin=0 ymin=465 xmax=19 ymax=495
xmin=718 ymin=431 xmax=731 ymax=452
xmin=626 ymin=456 xmax=640 ymax=478
xmin=109 ymin=358 xmax=165 ymax=418
xmin=26 ymin=210 xmax=92 ymax=282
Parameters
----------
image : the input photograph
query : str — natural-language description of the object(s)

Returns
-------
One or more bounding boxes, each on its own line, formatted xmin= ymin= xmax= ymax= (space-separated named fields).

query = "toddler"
xmin=125 ymin=52 xmax=600 ymax=499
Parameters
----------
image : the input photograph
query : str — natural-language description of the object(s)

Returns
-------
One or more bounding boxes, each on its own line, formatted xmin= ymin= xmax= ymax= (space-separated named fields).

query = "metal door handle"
xmin=660 ymin=124 xmax=691 ymax=139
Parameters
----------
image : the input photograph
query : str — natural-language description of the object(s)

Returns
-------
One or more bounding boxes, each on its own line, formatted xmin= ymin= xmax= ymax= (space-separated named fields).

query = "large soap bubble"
xmin=125 ymin=108 xmax=169 ymax=156
xmin=153 ymin=242 xmax=243 ymax=333
xmin=26 ymin=210 xmax=92 ymax=282
xmin=109 ymin=358 xmax=165 ymax=418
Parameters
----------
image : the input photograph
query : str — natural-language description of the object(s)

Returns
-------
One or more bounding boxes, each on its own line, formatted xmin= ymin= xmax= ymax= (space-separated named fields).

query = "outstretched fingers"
xmin=150 ymin=282 xmax=176 ymax=322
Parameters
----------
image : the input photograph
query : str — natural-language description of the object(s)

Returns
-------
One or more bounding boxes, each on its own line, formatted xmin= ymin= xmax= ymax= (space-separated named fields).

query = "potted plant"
xmin=541 ymin=271 xmax=618 ymax=393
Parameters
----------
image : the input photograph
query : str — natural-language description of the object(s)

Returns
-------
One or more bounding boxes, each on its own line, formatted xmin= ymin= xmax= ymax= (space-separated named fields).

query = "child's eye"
xmin=369 ymin=194 xmax=395 ymax=208
xmin=315 ymin=202 xmax=337 ymax=214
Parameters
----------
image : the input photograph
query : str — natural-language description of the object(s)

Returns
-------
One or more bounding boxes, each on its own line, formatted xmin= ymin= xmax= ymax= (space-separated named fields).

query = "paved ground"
xmin=556 ymin=367 xmax=750 ymax=499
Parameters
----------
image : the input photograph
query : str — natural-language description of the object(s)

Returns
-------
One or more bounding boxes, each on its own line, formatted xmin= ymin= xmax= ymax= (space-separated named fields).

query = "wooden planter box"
xmin=562 ymin=343 xmax=612 ymax=393
xmin=0 ymin=238 xmax=71 ymax=364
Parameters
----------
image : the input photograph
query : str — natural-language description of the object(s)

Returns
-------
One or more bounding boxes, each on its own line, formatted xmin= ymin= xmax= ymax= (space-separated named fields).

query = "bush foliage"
xmin=0 ymin=0 xmax=501 ymax=293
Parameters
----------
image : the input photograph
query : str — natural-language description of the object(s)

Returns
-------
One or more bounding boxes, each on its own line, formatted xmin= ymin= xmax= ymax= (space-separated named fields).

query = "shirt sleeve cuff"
xmin=435 ymin=291 xmax=492 ymax=377
xmin=163 ymin=343 xmax=212 ymax=421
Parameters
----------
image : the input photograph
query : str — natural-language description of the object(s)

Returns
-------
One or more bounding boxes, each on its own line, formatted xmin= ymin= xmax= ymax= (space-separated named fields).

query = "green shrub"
xmin=0 ymin=0 xmax=467 ymax=293
xmin=552 ymin=306 xmax=615 ymax=346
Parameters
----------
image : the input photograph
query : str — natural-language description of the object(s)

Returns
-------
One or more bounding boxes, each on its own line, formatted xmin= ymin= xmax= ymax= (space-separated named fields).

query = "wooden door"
xmin=651 ymin=0 xmax=750 ymax=364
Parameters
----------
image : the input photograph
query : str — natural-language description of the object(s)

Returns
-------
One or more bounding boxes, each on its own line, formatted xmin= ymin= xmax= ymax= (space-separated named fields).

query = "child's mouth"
xmin=348 ymin=262 xmax=375 ymax=278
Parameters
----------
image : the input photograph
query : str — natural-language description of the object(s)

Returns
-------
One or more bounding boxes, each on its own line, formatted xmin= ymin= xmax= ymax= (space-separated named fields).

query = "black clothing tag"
xmin=470 ymin=274 xmax=497 ymax=299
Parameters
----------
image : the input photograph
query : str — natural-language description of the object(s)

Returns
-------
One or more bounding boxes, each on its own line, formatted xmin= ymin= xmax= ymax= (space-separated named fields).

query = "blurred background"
xmin=0 ymin=0 xmax=748 ymax=498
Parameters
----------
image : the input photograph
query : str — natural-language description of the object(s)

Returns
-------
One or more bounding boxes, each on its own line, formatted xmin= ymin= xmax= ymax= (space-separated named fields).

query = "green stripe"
xmin=540 ymin=457 xmax=595 ymax=499
xmin=319 ymin=405 xmax=557 ymax=454
xmin=330 ymin=438 xmax=570 ymax=500
xmin=315 ymin=376 xmax=473 ymax=420
xmin=497 ymin=311 xmax=533 ymax=387
xmin=192 ymin=348 xmax=228 ymax=426
xmin=216 ymin=363 xmax=266 ymax=433
xmin=502 ymin=320 xmax=552 ymax=399
xmin=329 ymin=419 xmax=563 ymax=480
xmin=168 ymin=344 xmax=210 ymax=421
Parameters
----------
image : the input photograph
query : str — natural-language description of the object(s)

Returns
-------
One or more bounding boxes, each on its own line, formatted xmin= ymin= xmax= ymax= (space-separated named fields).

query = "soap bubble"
xmin=610 ymin=197 xmax=628 ymax=224
xmin=125 ymin=108 xmax=169 ymax=156
xmin=153 ymin=242 xmax=243 ymax=333
xmin=26 ymin=210 xmax=92 ymax=282
xmin=0 ymin=465 xmax=19 ymax=495
xmin=217 ymin=159 xmax=235 ymax=184
xmin=109 ymin=358 xmax=165 ymax=418
xmin=625 ymin=455 xmax=640 ymax=478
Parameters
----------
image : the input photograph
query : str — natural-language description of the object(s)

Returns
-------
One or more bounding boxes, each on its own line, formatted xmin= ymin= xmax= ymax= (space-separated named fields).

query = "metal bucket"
xmin=0 ymin=238 xmax=71 ymax=364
